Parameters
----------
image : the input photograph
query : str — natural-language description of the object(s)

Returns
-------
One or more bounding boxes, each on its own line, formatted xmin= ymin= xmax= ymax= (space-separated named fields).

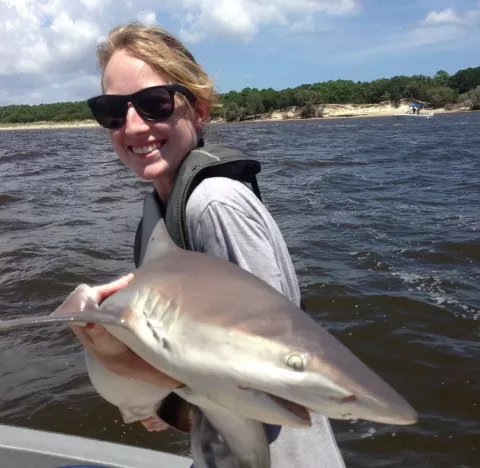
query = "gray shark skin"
xmin=0 ymin=198 xmax=417 ymax=467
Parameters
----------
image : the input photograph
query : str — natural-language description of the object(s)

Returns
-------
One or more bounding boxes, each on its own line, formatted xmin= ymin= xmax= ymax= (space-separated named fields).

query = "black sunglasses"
xmin=87 ymin=84 xmax=196 ymax=130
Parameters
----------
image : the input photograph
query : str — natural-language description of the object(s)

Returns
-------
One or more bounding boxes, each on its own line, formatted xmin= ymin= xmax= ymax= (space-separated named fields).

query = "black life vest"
xmin=134 ymin=141 xmax=262 ymax=267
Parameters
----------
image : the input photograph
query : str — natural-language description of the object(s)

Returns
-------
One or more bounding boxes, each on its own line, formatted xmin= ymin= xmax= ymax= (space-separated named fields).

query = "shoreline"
xmin=210 ymin=103 xmax=473 ymax=124
xmin=225 ymin=107 xmax=476 ymax=123
xmin=0 ymin=107 xmax=475 ymax=131
xmin=0 ymin=120 xmax=100 ymax=131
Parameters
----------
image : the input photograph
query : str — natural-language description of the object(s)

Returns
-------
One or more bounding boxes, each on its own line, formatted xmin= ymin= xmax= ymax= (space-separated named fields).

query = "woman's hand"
xmin=54 ymin=274 xmax=183 ymax=389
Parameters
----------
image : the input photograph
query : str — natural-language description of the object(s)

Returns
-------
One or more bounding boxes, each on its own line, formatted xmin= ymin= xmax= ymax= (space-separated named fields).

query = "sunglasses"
xmin=87 ymin=84 xmax=196 ymax=130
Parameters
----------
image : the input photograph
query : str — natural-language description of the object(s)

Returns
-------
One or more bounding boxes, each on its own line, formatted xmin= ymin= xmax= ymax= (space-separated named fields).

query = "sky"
xmin=0 ymin=0 xmax=479 ymax=106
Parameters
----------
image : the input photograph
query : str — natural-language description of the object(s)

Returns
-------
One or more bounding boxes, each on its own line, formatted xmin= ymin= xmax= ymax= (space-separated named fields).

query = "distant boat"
xmin=396 ymin=101 xmax=434 ymax=119
xmin=395 ymin=112 xmax=434 ymax=119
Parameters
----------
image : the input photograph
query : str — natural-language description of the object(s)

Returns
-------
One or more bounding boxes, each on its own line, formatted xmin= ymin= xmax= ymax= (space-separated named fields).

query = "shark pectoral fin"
xmin=0 ymin=313 xmax=131 ymax=332
xmin=156 ymin=391 xmax=193 ymax=434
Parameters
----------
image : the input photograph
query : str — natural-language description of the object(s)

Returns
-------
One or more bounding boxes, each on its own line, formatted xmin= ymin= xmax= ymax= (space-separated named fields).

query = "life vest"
xmin=134 ymin=140 xmax=262 ymax=267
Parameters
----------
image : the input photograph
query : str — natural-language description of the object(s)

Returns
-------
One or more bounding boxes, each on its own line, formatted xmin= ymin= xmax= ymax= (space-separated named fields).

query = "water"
xmin=0 ymin=112 xmax=479 ymax=468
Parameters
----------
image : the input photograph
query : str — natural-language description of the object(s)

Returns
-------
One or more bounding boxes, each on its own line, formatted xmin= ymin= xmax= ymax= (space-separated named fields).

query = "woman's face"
xmin=102 ymin=49 xmax=208 ymax=199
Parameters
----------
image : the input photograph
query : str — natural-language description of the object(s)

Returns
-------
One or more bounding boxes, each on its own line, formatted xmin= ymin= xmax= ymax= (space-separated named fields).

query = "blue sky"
xmin=185 ymin=0 xmax=480 ymax=93
xmin=0 ymin=0 xmax=479 ymax=104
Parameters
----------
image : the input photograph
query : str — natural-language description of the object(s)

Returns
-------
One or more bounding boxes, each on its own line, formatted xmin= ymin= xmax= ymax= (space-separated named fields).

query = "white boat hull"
xmin=396 ymin=113 xmax=434 ymax=119
xmin=0 ymin=423 xmax=191 ymax=468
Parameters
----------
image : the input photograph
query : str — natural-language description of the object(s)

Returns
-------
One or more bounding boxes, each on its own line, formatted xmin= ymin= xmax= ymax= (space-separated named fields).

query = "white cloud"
xmin=423 ymin=6 xmax=480 ymax=27
xmin=177 ymin=0 xmax=358 ymax=43
xmin=0 ymin=0 xmax=359 ymax=104
xmin=412 ymin=5 xmax=480 ymax=48
xmin=0 ymin=0 xmax=103 ymax=77
xmin=137 ymin=10 xmax=157 ymax=26
xmin=423 ymin=8 xmax=463 ymax=25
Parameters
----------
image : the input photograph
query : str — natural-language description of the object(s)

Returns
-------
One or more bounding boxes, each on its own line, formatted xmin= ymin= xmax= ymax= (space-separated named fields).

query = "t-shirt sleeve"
xmin=186 ymin=179 xmax=288 ymax=297
xmin=199 ymin=201 xmax=288 ymax=293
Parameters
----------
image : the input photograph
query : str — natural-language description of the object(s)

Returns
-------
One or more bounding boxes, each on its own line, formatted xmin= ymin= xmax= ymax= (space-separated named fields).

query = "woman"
xmin=63 ymin=22 xmax=345 ymax=468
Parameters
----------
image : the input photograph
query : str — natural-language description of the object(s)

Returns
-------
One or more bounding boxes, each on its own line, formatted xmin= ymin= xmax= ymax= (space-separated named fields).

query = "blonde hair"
xmin=96 ymin=22 xmax=215 ymax=111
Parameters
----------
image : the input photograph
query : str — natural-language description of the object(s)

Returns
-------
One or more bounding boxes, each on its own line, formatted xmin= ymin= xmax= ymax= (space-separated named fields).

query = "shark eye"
xmin=285 ymin=352 xmax=306 ymax=371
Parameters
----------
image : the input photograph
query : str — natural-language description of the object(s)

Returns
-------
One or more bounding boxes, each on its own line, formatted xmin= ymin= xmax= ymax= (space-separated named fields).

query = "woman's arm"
xmin=187 ymin=177 xmax=301 ymax=304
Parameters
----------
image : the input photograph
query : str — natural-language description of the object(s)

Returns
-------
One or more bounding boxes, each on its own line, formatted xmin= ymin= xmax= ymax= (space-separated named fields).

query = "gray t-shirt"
xmin=186 ymin=177 xmax=345 ymax=468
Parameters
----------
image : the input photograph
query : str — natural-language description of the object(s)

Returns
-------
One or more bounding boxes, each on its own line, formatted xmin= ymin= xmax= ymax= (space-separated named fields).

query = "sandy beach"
xmin=0 ymin=120 xmax=100 ymax=131
xmin=0 ymin=103 xmax=472 ymax=131
xmin=214 ymin=102 xmax=472 ymax=123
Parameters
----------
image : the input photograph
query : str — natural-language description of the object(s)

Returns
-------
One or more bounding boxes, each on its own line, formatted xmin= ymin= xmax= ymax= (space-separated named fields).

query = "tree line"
xmin=213 ymin=66 xmax=480 ymax=121
xmin=1 ymin=66 xmax=479 ymax=124
xmin=0 ymin=101 xmax=91 ymax=124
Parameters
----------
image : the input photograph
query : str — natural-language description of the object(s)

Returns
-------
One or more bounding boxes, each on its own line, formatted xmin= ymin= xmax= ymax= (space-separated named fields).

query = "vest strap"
xmin=164 ymin=143 xmax=262 ymax=250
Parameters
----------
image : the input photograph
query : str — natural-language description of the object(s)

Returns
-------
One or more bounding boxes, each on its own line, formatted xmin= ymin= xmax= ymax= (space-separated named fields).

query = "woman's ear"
xmin=194 ymin=102 xmax=211 ymax=130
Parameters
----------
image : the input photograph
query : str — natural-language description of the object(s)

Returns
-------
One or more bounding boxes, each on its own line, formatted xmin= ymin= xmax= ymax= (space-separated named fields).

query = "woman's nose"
xmin=124 ymin=103 xmax=149 ymax=135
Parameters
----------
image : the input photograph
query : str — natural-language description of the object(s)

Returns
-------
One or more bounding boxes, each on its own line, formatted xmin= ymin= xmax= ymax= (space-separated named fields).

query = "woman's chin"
xmin=134 ymin=162 xmax=167 ymax=181
xmin=137 ymin=171 xmax=158 ymax=181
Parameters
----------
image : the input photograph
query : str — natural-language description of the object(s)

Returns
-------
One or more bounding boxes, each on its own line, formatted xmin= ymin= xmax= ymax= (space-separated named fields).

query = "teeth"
xmin=132 ymin=142 xmax=161 ymax=155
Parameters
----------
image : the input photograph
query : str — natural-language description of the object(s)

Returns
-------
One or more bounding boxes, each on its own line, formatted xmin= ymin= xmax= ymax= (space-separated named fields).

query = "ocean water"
xmin=0 ymin=112 xmax=479 ymax=467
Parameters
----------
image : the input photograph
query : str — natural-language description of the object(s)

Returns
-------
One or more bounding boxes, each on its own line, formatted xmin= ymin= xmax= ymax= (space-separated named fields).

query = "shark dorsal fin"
xmin=140 ymin=191 xmax=178 ymax=266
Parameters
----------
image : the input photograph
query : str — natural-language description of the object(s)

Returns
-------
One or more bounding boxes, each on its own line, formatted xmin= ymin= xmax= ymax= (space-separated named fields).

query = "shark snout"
xmin=283 ymin=368 xmax=418 ymax=426
xmin=319 ymin=389 xmax=418 ymax=425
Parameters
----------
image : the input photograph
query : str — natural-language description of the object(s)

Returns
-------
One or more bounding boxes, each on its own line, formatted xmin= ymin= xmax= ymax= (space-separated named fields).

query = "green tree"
xmin=224 ymin=102 xmax=240 ymax=122
xmin=295 ymin=90 xmax=323 ymax=106
xmin=425 ymin=86 xmax=458 ymax=108
xmin=299 ymin=103 xmax=318 ymax=118
xmin=209 ymin=105 xmax=223 ymax=120
xmin=380 ymin=91 xmax=390 ymax=102
xmin=245 ymin=93 xmax=265 ymax=117
xmin=434 ymin=70 xmax=450 ymax=87
xmin=449 ymin=66 xmax=480 ymax=94
xmin=460 ymin=85 xmax=480 ymax=110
